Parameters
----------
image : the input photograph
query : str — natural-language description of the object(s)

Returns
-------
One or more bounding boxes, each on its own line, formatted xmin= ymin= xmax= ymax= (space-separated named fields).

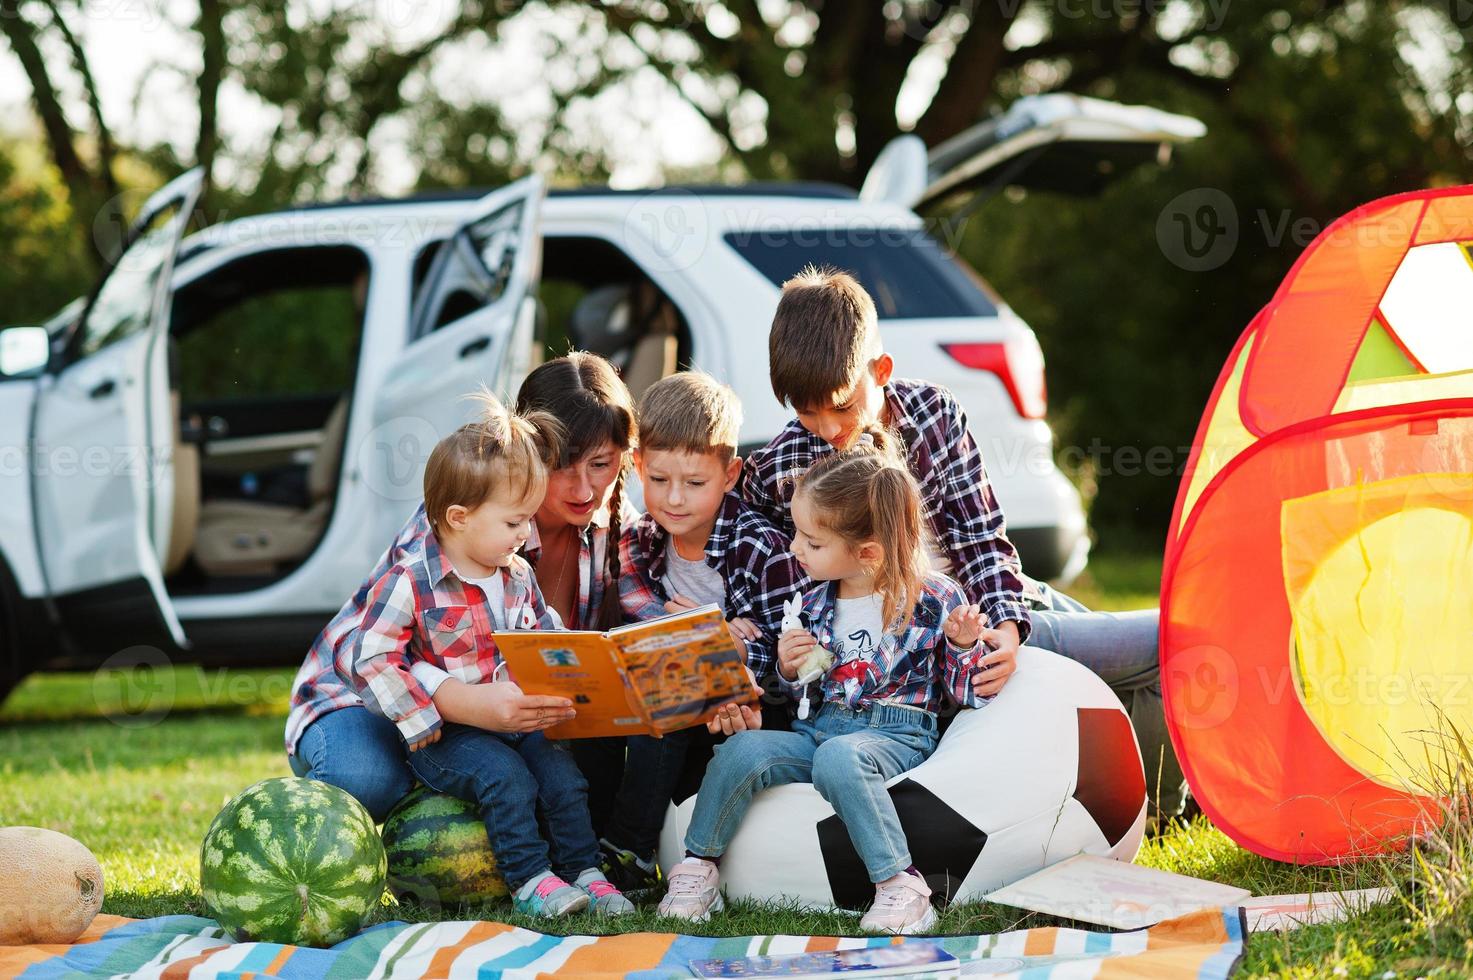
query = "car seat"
xmin=567 ymin=281 xmax=678 ymax=402
xmin=192 ymin=396 xmax=350 ymax=576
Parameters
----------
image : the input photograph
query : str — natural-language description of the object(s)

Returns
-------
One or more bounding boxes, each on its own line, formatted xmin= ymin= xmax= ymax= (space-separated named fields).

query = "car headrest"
xmin=567 ymin=283 xmax=633 ymax=358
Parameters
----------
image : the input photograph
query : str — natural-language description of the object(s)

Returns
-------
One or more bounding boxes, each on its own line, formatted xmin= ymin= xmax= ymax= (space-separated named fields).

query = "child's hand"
xmin=406 ymin=728 xmax=442 ymax=752
xmin=475 ymin=680 xmax=578 ymax=733
xmin=707 ymin=702 xmax=762 ymax=735
xmin=777 ymin=628 xmax=817 ymax=681
xmin=943 ymin=603 xmax=984 ymax=650
xmin=726 ymin=617 xmax=759 ymax=661
xmin=664 ymin=595 xmax=698 ymax=614
xmin=971 ymin=620 xmax=1022 ymax=700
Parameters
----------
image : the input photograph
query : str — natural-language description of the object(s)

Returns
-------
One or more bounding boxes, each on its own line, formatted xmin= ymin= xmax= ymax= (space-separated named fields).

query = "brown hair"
xmin=515 ymin=352 xmax=637 ymax=630
xmin=637 ymin=371 xmax=742 ymax=464
xmin=423 ymin=390 xmax=563 ymax=531
xmin=794 ymin=424 xmax=926 ymax=631
xmin=768 ymin=265 xmax=881 ymax=409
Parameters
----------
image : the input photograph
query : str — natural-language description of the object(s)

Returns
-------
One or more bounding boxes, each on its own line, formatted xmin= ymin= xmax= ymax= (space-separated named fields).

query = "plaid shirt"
xmin=284 ymin=505 xmax=432 ymax=755
xmin=619 ymin=492 xmax=809 ymax=680
xmin=788 ymin=573 xmax=983 ymax=714
xmin=345 ymin=530 xmax=559 ymax=745
xmin=741 ymin=378 xmax=1038 ymax=643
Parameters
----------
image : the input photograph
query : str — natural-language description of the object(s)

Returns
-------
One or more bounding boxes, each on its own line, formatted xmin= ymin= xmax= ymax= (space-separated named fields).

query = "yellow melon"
xmin=0 ymin=827 xmax=105 ymax=944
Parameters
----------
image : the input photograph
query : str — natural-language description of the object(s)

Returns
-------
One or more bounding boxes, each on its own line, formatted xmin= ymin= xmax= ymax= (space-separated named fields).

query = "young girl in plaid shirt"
xmin=659 ymin=427 xmax=992 ymax=934
xmin=346 ymin=398 xmax=634 ymax=919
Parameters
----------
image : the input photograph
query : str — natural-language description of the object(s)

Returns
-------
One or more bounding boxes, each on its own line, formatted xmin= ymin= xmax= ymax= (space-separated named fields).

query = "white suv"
xmin=0 ymin=95 xmax=1202 ymax=700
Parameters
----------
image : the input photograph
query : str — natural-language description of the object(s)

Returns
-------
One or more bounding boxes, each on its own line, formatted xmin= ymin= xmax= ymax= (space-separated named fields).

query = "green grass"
xmin=2 ymin=552 xmax=1469 ymax=976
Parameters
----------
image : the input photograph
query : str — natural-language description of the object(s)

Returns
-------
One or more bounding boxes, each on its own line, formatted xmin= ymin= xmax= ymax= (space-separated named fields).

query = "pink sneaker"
xmin=657 ymin=858 xmax=724 ymax=921
xmin=859 ymin=870 xmax=937 ymax=934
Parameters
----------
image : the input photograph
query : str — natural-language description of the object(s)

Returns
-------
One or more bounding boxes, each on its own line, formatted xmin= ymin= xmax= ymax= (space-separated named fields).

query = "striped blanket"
xmin=0 ymin=908 xmax=1244 ymax=978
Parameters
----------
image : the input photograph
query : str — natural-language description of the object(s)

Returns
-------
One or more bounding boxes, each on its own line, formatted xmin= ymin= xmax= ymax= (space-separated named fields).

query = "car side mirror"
xmin=0 ymin=325 xmax=50 ymax=379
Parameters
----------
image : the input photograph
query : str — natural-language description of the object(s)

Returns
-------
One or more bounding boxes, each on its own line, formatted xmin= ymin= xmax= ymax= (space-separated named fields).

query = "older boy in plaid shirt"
xmin=741 ymin=266 xmax=1185 ymax=820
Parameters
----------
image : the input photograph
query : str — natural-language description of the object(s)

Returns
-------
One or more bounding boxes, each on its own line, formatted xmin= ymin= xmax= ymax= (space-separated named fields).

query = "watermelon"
xmin=200 ymin=777 xmax=386 ymax=947
xmin=382 ymin=787 xmax=506 ymax=908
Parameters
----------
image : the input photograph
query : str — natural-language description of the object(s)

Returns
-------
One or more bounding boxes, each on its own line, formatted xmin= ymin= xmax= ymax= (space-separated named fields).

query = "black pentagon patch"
xmin=1074 ymin=706 xmax=1146 ymax=847
xmin=817 ymin=778 xmax=987 ymax=910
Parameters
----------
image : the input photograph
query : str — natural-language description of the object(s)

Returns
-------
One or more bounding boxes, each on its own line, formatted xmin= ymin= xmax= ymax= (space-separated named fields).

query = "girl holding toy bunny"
xmin=657 ymin=426 xmax=992 ymax=934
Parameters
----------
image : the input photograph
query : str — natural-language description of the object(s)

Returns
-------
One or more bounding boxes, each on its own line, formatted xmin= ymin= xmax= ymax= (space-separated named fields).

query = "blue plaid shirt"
xmin=619 ymin=492 xmax=809 ymax=680
xmin=786 ymin=572 xmax=984 ymax=714
xmin=741 ymin=378 xmax=1038 ymax=642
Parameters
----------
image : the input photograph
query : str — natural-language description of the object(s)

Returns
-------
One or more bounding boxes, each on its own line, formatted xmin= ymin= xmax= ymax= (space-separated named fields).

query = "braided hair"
xmin=515 ymin=352 xmax=636 ymax=630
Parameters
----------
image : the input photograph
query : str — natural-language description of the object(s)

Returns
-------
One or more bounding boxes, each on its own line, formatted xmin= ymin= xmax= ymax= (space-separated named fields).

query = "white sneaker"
xmin=657 ymin=858 xmax=724 ymax=921
xmin=860 ymin=870 xmax=937 ymax=934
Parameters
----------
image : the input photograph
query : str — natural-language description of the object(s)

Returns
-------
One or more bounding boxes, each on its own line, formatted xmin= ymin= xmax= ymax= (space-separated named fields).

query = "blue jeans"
xmin=1027 ymin=585 xmax=1187 ymax=817
xmin=684 ymin=702 xmax=938 ymax=883
xmin=407 ymin=723 xmax=602 ymax=892
xmin=288 ymin=705 xmax=415 ymax=823
xmin=572 ymin=729 xmax=698 ymax=857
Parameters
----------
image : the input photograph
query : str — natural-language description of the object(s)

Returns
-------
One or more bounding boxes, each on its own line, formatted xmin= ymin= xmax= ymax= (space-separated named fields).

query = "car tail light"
xmin=940 ymin=338 xmax=1048 ymax=419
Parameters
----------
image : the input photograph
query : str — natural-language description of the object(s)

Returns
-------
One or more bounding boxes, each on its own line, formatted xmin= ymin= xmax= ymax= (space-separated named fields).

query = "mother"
xmin=282 ymin=353 xmax=638 ymax=826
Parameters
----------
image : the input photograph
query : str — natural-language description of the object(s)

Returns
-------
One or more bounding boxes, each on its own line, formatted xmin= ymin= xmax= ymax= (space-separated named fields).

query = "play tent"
xmin=1162 ymin=185 xmax=1473 ymax=863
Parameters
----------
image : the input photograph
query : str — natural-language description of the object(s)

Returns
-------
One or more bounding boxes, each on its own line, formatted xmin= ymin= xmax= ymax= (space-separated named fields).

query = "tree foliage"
xmin=2 ymin=0 xmax=1469 ymax=541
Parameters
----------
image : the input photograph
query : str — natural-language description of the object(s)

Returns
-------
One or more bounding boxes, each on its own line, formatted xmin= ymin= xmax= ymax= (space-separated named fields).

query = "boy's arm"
xmin=934 ymin=392 xmax=1033 ymax=643
xmin=740 ymin=541 xmax=809 ymax=680
xmin=738 ymin=448 xmax=790 ymax=533
xmin=617 ymin=523 xmax=669 ymax=622
xmin=344 ymin=567 xmax=443 ymax=745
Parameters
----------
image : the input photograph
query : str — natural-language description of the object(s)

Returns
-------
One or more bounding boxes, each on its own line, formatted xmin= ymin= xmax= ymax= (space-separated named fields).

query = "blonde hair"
xmin=638 ymin=371 xmax=743 ymax=465
xmin=768 ymin=265 xmax=881 ymax=409
xmin=794 ymin=425 xmax=926 ymax=631
xmin=423 ymin=390 xmax=564 ymax=530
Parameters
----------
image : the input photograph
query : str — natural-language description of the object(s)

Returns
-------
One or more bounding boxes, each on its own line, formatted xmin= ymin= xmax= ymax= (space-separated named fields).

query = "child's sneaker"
xmin=598 ymin=837 xmax=662 ymax=892
xmin=859 ymin=870 xmax=937 ymax=935
xmin=513 ymin=871 xmax=590 ymax=918
xmin=657 ymin=858 xmax=723 ymax=921
xmin=575 ymin=868 xmax=636 ymax=916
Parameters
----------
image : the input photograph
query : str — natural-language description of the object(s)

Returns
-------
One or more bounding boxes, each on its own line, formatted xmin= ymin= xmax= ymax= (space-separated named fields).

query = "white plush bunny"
xmin=781 ymin=594 xmax=834 ymax=719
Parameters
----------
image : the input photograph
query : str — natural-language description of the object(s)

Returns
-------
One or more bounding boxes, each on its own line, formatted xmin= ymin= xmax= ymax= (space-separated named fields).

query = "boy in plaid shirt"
xmin=600 ymin=372 xmax=806 ymax=883
xmin=345 ymin=399 xmax=633 ymax=918
xmin=741 ymin=266 xmax=1184 ymax=819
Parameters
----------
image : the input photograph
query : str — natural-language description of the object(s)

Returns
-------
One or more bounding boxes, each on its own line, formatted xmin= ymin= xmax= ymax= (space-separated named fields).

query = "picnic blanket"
xmin=0 ymin=908 xmax=1245 ymax=978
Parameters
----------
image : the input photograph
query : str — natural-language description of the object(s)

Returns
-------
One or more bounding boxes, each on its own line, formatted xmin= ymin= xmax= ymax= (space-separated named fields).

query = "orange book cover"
xmin=493 ymin=604 xmax=756 ymax=739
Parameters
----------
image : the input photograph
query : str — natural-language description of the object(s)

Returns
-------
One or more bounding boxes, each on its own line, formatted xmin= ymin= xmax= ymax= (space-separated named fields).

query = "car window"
xmin=414 ymin=198 xmax=524 ymax=336
xmin=75 ymin=201 xmax=186 ymax=358
xmin=723 ymin=226 xmax=998 ymax=319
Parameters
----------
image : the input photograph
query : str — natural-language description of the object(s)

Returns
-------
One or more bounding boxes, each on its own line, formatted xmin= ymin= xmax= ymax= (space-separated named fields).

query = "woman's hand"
xmin=943 ymin=603 xmax=984 ymax=650
xmin=971 ymin=620 xmax=1022 ymax=699
xmin=777 ymin=628 xmax=817 ymax=681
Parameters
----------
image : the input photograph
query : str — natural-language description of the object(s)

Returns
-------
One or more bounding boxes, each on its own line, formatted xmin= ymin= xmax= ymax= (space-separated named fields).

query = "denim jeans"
xmin=572 ymin=728 xmax=699 ymax=857
xmin=1027 ymin=584 xmax=1187 ymax=817
xmin=287 ymin=705 xmax=415 ymax=823
xmin=684 ymin=702 xmax=938 ymax=883
xmin=406 ymin=723 xmax=602 ymax=891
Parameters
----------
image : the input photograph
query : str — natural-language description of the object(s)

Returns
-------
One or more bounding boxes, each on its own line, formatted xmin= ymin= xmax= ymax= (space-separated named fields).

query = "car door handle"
xmin=459 ymin=336 xmax=491 ymax=359
xmin=89 ymin=379 xmax=116 ymax=399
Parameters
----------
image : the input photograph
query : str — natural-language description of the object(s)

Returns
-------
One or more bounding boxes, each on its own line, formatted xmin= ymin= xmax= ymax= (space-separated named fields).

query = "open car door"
xmin=369 ymin=176 xmax=544 ymax=524
xmin=860 ymin=94 xmax=1205 ymax=211
xmin=30 ymin=169 xmax=204 ymax=654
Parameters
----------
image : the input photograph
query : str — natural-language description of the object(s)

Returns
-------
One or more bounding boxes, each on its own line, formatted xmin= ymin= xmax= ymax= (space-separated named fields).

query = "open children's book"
xmin=494 ymin=603 xmax=757 ymax=739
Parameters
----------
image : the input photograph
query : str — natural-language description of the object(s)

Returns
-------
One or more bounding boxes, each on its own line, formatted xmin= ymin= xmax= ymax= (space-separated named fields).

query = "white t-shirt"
xmin=459 ymin=570 xmax=507 ymax=629
xmin=660 ymin=546 xmax=727 ymax=613
xmin=829 ymin=592 xmax=886 ymax=663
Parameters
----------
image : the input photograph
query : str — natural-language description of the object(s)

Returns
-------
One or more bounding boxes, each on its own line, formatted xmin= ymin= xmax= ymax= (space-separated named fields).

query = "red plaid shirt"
xmin=522 ymin=497 xmax=633 ymax=630
xmin=345 ymin=528 xmax=559 ymax=745
xmin=740 ymin=378 xmax=1038 ymax=642
xmin=284 ymin=505 xmax=431 ymax=755
xmin=618 ymin=492 xmax=809 ymax=680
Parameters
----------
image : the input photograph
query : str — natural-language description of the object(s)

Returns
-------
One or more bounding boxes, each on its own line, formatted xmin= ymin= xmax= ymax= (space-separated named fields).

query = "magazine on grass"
xmin=494 ymin=603 xmax=757 ymax=739
xmin=689 ymin=944 xmax=959 ymax=979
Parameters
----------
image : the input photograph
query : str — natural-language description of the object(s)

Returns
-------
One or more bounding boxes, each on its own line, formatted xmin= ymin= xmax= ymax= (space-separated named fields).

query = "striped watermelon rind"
xmin=200 ymin=777 xmax=386 ymax=947
xmin=382 ymin=787 xmax=506 ymax=907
